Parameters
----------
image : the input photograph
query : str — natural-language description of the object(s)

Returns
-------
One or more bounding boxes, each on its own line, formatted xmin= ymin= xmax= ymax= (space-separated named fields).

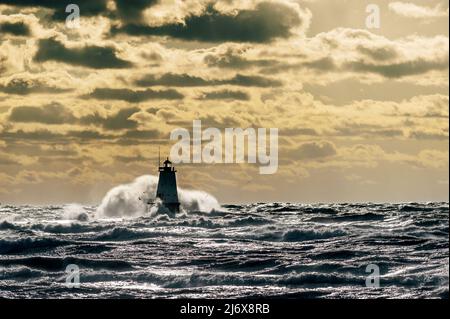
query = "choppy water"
xmin=0 ymin=202 xmax=448 ymax=299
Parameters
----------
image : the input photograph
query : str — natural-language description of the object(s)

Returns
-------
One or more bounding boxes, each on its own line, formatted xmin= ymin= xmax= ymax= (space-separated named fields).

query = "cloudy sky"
xmin=0 ymin=0 xmax=448 ymax=205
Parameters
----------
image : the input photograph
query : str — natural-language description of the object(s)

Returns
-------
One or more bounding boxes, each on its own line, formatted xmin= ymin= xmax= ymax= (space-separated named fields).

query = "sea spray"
xmin=96 ymin=175 xmax=156 ymax=218
xmin=61 ymin=204 xmax=89 ymax=221
xmin=96 ymin=175 xmax=220 ymax=217
xmin=179 ymin=189 xmax=221 ymax=213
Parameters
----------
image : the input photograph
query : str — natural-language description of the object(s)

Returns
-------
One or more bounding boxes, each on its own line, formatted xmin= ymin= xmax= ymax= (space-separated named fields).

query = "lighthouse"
xmin=156 ymin=157 xmax=180 ymax=213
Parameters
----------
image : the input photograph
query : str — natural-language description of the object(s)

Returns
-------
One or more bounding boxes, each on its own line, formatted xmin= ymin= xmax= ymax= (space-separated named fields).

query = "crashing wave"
xmin=96 ymin=175 xmax=221 ymax=218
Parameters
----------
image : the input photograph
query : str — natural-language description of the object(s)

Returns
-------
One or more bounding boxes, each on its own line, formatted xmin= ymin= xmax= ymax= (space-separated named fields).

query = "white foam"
xmin=96 ymin=175 xmax=220 ymax=218
xmin=61 ymin=204 xmax=89 ymax=221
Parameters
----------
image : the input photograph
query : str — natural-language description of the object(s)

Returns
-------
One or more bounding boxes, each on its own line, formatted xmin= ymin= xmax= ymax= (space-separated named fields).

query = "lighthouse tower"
xmin=156 ymin=157 xmax=180 ymax=213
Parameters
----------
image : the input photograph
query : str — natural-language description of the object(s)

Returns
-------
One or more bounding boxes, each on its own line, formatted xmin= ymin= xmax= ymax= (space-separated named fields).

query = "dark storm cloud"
xmin=0 ymin=56 xmax=7 ymax=74
xmin=0 ymin=0 xmax=108 ymax=20
xmin=345 ymin=57 xmax=449 ymax=78
xmin=112 ymin=2 xmax=304 ymax=43
xmin=204 ymin=48 xmax=276 ymax=69
xmin=85 ymin=88 xmax=183 ymax=102
xmin=134 ymin=73 xmax=282 ymax=88
xmin=115 ymin=0 xmax=158 ymax=22
xmin=0 ymin=21 xmax=30 ymax=36
xmin=0 ymin=127 xmax=162 ymax=145
xmin=0 ymin=157 xmax=18 ymax=166
xmin=0 ymin=129 xmax=64 ymax=141
xmin=260 ymin=57 xmax=338 ymax=74
xmin=198 ymin=89 xmax=250 ymax=101
xmin=0 ymin=0 xmax=160 ymax=22
xmin=9 ymin=104 xmax=142 ymax=131
xmin=80 ymin=107 xmax=139 ymax=130
xmin=198 ymin=114 xmax=242 ymax=128
xmin=135 ymin=73 xmax=212 ymax=87
xmin=115 ymin=129 xmax=165 ymax=145
xmin=357 ymin=45 xmax=398 ymax=61
xmin=123 ymin=129 xmax=161 ymax=139
xmin=167 ymin=114 xmax=241 ymax=129
xmin=9 ymin=103 xmax=75 ymax=124
xmin=409 ymin=131 xmax=449 ymax=140
xmin=296 ymin=141 xmax=337 ymax=160
xmin=0 ymin=78 xmax=72 ymax=95
xmin=0 ymin=128 xmax=116 ymax=142
xmin=34 ymin=38 xmax=133 ymax=69
xmin=302 ymin=57 xmax=337 ymax=71
xmin=225 ymin=74 xmax=282 ymax=87
xmin=333 ymin=123 xmax=404 ymax=138
xmin=146 ymin=107 xmax=159 ymax=114
xmin=259 ymin=53 xmax=448 ymax=79
xmin=66 ymin=130 xmax=115 ymax=140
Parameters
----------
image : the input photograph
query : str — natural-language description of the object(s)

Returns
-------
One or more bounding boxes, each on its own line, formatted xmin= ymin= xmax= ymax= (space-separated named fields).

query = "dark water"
xmin=0 ymin=203 xmax=448 ymax=299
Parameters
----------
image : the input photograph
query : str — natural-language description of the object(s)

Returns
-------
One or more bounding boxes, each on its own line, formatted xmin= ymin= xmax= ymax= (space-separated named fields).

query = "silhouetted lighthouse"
xmin=156 ymin=157 xmax=180 ymax=213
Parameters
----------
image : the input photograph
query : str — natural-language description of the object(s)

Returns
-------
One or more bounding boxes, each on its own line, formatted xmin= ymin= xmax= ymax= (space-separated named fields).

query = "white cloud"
xmin=389 ymin=2 xmax=449 ymax=19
